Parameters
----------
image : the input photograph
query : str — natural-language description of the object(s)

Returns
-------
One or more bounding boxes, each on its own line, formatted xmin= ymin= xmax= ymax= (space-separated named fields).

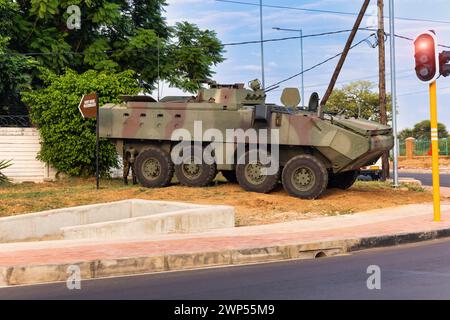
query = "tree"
xmin=0 ymin=36 xmax=37 ymax=115
xmin=399 ymin=121 xmax=448 ymax=140
xmin=398 ymin=128 xmax=413 ymax=141
xmin=412 ymin=120 xmax=448 ymax=140
xmin=0 ymin=1 xmax=37 ymax=115
xmin=1 ymin=0 xmax=224 ymax=113
xmin=21 ymin=68 xmax=140 ymax=176
xmin=325 ymin=81 xmax=392 ymax=122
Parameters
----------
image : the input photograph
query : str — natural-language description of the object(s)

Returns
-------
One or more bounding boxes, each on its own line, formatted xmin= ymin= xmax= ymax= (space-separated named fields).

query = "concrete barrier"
xmin=62 ymin=206 xmax=234 ymax=240
xmin=0 ymin=200 xmax=235 ymax=242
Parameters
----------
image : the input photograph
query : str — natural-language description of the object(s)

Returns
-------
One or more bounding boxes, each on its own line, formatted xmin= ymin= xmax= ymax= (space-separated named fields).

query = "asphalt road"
xmin=2 ymin=238 xmax=450 ymax=300
xmin=398 ymin=172 xmax=450 ymax=187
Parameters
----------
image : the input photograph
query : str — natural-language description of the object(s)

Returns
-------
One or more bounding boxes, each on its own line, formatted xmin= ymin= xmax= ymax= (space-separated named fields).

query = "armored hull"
xmin=99 ymin=82 xmax=394 ymax=199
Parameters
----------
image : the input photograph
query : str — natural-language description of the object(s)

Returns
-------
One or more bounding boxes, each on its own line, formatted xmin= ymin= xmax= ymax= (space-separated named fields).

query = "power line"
xmin=392 ymin=33 xmax=450 ymax=49
xmin=228 ymin=28 xmax=450 ymax=49
xmin=216 ymin=0 xmax=450 ymax=25
xmin=223 ymin=29 xmax=362 ymax=46
xmin=260 ymin=29 xmax=450 ymax=91
xmin=269 ymin=69 xmax=412 ymax=92
xmin=397 ymin=84 xmax=450 ymax=97
xmin=265 ymin=34 xmax=376 ymax=90
xmin=0 ymin=28 xmax=371 ymax=57
xmin=2 ymin=28 xmax=449 ymax=57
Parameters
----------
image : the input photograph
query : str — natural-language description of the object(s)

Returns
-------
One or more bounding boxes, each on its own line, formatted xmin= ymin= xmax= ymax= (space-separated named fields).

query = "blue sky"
xmin=162 ymin=0 xmax=450 ymax=131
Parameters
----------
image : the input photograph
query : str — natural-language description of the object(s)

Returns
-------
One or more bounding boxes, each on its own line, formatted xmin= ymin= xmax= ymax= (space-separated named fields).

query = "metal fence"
xmin=399 ymin=139 xmax=449 ymax=156
xmin=0 ymin=115 xmax=32 ymax=127
xmin=399 ymin=140 xmax=406 ymax=156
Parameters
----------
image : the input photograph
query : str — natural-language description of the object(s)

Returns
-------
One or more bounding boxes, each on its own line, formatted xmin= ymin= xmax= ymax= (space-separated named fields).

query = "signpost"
xmin=413 ymin=31 xmax=450 ymax=221
xmin=78 ymin=93 xmax=100 ymax=190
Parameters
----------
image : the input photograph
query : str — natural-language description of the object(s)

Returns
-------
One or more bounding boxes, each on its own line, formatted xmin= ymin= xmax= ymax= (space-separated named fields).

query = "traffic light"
xmin=414 ymin=31 xmax=439 ymax=83
xmin=440 ymin=51 xmax=450 ymax=77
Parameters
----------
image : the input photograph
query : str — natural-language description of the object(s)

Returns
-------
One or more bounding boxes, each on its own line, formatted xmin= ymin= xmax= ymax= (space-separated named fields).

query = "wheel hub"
xmin=245 ymin=163 xmax=266 ymax=184
xmin=182 ymin=158 xmax=202 ymax=179
xmin=142 ymin=158 xmax=161 ymax=180
xmin=292 ymin=167 xmax=315 ymax=191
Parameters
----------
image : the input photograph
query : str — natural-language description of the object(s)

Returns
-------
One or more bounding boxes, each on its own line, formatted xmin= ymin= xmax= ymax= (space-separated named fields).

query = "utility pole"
xmin=272 ymin=27 xmax=305 ymax=107
xmin=259 ymin=0 xmax=265 ymax=89
xmin=300 ymin=29 xmax=305 ymax=108
xmin=378 ymin=0 xmax=389 ymax=181
xmin=320 ymin=0 xmax=370 ymax=111
xmin=389 ymin=0 xmax=399 ymax=187
xmin=157 ymin=37 xmax=161 ymax=102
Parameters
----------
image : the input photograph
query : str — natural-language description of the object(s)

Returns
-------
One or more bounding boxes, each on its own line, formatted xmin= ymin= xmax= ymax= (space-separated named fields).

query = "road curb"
xmin=347 ymin=228 xmax=450 ymax=251
xmin=2 ymin=228 xmax=450 ymax=287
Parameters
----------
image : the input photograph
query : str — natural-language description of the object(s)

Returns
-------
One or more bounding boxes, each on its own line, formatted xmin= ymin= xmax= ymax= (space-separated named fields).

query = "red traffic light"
xmin=414 ymin=31 xmax=439 ymax=83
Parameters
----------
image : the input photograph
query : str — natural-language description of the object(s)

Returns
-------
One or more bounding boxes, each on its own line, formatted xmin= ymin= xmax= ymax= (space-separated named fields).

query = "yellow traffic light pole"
xmin=429 ymin=81 xmax=441 ymax=221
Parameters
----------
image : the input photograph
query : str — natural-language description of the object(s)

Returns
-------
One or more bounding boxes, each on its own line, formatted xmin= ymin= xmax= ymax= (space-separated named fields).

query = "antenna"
xmin=157 ymin=36 xmax=161 ymax=102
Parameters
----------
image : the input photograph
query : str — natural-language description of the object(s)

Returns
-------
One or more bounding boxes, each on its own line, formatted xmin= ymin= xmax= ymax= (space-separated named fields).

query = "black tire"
xmin=236 ymin=150 xmax=279 ymax=193
xmin=282 ymin=154 xmax=328 ymax=199
xmin=328 ymin=170 xmax=359 ymax=190
xmin=222 ymin=170 xmax=237 ymax=183
xmin=134 ymin=147 xmax=174 ymax=188
xmin=174 ymin=146 xmax=217 ymax=187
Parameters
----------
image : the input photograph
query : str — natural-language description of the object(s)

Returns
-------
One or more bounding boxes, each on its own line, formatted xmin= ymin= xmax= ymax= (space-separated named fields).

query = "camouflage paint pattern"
xmin=99 ymin=83 xmax=394 ymax=175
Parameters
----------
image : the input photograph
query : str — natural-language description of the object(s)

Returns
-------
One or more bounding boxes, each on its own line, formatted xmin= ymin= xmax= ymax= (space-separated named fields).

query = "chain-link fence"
xmin=399 ymin=138 xmax=449 ymax=156
xmin=439 ymin=139 xmax=449 ymax=156
xmin=399 ymin=140 xmax=406 ymax=156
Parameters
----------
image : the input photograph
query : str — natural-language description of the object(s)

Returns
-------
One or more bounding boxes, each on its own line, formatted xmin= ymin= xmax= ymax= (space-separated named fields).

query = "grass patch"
xmin=399 ymin=183 xmax=425 ymax=192
xmin=0 ymin=177 xmax=433 ymax=226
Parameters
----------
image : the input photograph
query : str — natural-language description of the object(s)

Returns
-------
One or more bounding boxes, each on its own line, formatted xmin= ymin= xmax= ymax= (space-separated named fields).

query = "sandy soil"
xmin=0 ymin=178 xmax=433 ymax=226
xmin=399 ymin=157 xmax=450 ymax=169
xmin=397 ymin=157 xmax=450 ymax=173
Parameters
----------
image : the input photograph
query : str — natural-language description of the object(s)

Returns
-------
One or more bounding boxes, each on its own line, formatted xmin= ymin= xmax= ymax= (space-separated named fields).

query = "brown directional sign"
xmin=78 ymin=93 xmax=98 ymax=119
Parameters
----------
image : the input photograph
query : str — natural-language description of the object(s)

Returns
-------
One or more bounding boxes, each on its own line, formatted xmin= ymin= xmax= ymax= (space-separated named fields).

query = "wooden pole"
xmin=96 ymin=94 xmax=99 ymax=190
xmin=378 ymin=0 xmax=389 ymax=181
xmin=319 ymin=0 xmax=371 ymax=111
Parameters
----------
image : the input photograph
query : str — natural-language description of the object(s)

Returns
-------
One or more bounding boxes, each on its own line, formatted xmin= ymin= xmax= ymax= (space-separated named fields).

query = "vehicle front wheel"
xmin=282 ymin=154 xmax=328 ymax=199
xmin=134 ymin=147 xmax=174 ymax=188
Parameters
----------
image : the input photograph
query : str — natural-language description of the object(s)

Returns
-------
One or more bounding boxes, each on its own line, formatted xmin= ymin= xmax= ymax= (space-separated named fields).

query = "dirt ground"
xmin=0 ymin=177 xmax=433 ymax=226
xmin=397 ymin=157 xmax=450 ymax=170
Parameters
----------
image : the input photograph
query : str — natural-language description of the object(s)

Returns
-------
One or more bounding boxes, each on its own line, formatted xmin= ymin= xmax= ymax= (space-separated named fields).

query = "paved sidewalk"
xmin=1 ymin=202 xmax=450 ymax=286
xmin=424 ymin=186 xmax=450 ymax=198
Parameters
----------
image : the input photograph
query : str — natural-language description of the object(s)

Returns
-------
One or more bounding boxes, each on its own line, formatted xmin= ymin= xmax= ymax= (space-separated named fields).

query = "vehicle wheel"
xmin=282 ymin=154 xmax=328 ymax=199
xmin=236 ymin=150 xmax=279 ymax=193
xmin=174 ymin=146 xmax=217 ymax=187
xmin=222 ymin=170 xmax=237 ymax=183
xmin=328 ymin=170 xmax=359 ymax=190
xmin=134 ymin=147 xmax=174 ymax=188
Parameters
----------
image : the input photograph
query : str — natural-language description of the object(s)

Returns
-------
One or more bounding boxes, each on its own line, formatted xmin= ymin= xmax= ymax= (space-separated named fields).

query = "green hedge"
xmin=22 ymin=68 xmax=139 ymax=176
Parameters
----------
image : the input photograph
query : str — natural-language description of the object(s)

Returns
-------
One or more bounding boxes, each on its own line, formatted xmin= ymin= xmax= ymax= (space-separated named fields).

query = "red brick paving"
xmin=0 ymin=208 xmax=449 ymax=267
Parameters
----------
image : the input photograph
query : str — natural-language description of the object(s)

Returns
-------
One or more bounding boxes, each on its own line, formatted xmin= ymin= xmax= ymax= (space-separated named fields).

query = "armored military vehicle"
xmin=99 ymin=79 xmax=394 ymax=199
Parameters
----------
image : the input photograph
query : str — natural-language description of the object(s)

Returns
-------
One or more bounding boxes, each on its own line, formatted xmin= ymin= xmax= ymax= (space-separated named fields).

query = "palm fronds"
xmin=0 ymin=160 xmax=12 ymax=184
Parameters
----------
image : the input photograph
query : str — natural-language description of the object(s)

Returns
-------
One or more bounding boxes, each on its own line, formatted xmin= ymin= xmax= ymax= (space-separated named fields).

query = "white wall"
xmin=0 ymin=128 xmax=56 ymax=183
